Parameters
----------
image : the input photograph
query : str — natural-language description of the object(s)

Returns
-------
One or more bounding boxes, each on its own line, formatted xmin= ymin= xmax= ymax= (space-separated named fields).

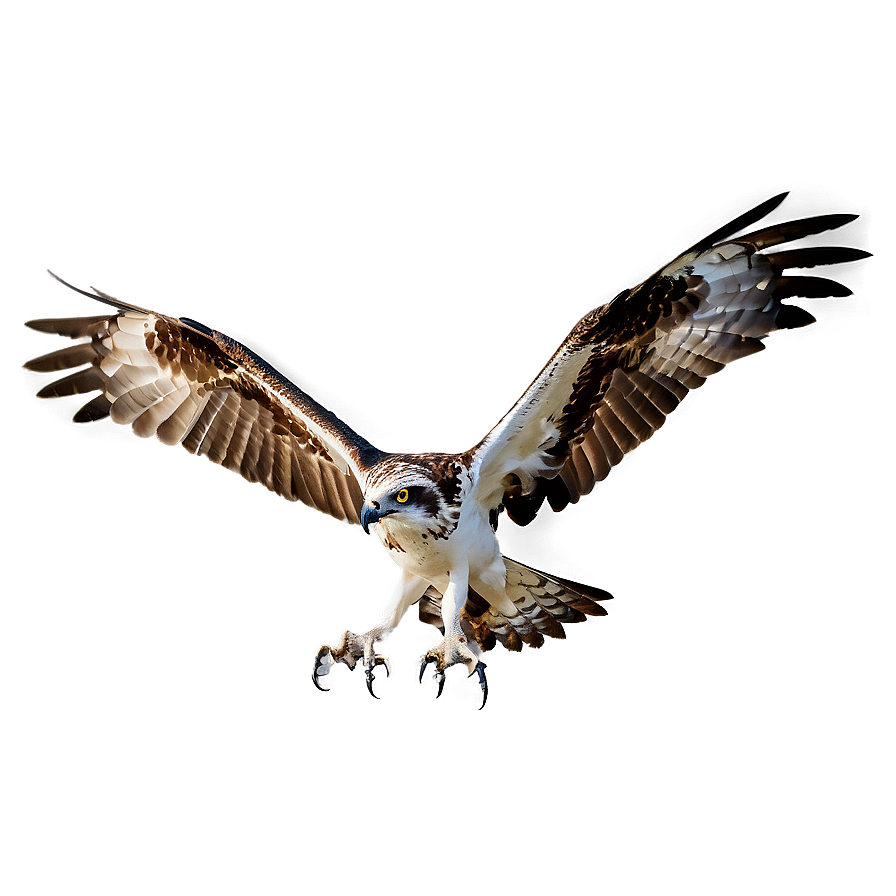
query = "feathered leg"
xmin=419 ymin=564 xmax=489 ymax=708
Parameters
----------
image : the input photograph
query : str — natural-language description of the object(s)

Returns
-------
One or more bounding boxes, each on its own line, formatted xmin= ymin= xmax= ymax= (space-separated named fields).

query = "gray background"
xmin=3 ymin=2 xmax=890 ymax=894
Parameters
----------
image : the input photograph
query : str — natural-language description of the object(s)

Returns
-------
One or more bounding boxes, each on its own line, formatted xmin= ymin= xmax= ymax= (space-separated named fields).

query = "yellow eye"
xmin=396 ymin=488 xmax=409 ymax=504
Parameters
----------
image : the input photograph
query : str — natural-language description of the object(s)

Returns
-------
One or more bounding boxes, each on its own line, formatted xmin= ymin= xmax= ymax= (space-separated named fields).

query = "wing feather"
xmin=470 ymin=195 xmax=868 ymax=526
xmin=418 ymin=558 xmax=613 ymax=653
xmin=25 ymin=277 xmax=382 ymax=524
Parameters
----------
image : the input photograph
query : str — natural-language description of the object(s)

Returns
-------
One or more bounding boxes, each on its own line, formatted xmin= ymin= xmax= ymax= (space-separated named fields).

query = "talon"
xmin=312 ymin=648 xmax=333 ymax=692
xmin=473 ymin=661 xmax=488 ymax=710
xmin=435 ymin=669 xmax=446 ymax=699
xmin=419 ymin=655 xmax=436 ymax=684
xmin=366 ymin=653 xmax=392 ymax=700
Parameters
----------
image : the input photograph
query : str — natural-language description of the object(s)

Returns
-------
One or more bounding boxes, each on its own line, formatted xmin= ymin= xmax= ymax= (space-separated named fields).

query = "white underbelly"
xmin=376 ymin=508 xmax=502 ymax=586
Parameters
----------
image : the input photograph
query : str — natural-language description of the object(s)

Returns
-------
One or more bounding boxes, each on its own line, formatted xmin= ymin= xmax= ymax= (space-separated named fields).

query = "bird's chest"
xmin=376 ymin=507 xmax=497 ymax=580
xmin=374 ymin=518 xmax=454 ymax=577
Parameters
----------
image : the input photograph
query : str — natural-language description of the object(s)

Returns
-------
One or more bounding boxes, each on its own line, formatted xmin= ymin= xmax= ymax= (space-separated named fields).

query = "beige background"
xmin=3 ymin=2 xmax=890 ymax=894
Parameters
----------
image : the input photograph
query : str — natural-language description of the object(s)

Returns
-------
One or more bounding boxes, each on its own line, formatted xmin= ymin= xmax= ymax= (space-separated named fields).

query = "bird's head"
xmin=360 ymin=457 xmax=463 ymax=536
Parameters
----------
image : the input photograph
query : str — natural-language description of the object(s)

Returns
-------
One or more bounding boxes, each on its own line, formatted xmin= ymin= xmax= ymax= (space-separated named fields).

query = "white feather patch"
xmin=116 ymin=312 xmax=153 ymax=336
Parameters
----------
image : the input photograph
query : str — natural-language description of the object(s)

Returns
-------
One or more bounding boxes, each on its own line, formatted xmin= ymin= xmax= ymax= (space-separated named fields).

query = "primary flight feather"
xmin=25 ymin=193 xmax=868 ymax=707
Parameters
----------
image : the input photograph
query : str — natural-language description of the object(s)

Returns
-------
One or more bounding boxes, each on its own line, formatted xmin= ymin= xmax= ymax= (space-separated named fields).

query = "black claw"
xmin=474 ymin=661 xmax=488 ymax=710
xmin=419 ymin=654 xmax=446 ymax=698
xmin=311 ymin=668 xmax=329 ymax=693
xmin=367 ymin=654 xmax=392 ymax=700
xmin=420 ymin=653 xmax=486 ymax=705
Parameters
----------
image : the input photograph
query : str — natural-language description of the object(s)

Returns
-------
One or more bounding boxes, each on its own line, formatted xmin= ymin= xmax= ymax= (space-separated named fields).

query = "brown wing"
xmin=471 ymin=194 xmax=869 ymax=526
xmin=24 ymin=276 xmax=383 ymax=524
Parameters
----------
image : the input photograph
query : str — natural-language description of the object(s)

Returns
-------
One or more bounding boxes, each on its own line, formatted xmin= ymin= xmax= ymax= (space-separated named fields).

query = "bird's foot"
xmin=419 ymin=634 xmax=488 ymax=709
xmin=312 ymin=630 xmax=391 ymax=699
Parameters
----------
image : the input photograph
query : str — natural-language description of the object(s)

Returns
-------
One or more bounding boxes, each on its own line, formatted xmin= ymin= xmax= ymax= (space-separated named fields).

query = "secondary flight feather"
xmin=25 ymin=194 xmax=868 ymax=707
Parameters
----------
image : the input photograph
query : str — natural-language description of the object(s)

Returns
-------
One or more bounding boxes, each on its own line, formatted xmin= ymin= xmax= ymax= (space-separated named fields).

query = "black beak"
xmin=361 ymin=502 xmax=384 ymax=535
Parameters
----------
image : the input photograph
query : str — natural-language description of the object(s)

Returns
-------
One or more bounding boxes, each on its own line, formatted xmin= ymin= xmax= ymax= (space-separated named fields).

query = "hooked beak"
xmin=360 ymin=502 xmax=391 ymax=535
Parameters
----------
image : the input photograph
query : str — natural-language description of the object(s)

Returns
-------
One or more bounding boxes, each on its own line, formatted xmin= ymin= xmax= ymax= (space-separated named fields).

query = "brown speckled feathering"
xmin=24 ymin=193 xmax=869 ymax=706
xmin=472 ymin=195 xmax=870 ymax=527
xmin=26 ymin=277 xmax=379 ymax=523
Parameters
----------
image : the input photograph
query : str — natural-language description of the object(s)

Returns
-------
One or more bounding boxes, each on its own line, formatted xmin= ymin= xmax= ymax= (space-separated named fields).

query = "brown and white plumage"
xmin=26 ymin=279 xmax=374 ymax=523
xmin=470 ymin=194 xmax=868 ymax=525
xmin=24 ymin=193 xmax=868 ymax=706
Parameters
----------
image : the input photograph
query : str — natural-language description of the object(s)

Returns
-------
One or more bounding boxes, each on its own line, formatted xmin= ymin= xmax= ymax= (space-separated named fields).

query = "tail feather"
xmin=417 ymin=558 xmax=613 ymax=653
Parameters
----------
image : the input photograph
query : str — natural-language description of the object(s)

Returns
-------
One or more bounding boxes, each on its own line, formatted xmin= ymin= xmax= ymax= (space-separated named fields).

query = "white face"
xmin=362 ymin=478 xmax=444 ymax=533
xmin=361 ymin=456 xmax=467 ymax=539
xmin=361 ymin=460 xmax=466 ymax=537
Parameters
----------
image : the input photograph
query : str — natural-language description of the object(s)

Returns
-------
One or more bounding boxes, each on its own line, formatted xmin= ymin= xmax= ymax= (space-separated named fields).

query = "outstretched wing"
xmin=24 ymin=276 xmax=384 ymax=524
xmin=471 ymin=194 xmax=869 ymax=525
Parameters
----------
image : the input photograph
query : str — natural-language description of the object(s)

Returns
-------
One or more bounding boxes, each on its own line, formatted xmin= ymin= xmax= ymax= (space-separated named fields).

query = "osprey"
xmin=25 ymin=194 xmax=867 ymax=708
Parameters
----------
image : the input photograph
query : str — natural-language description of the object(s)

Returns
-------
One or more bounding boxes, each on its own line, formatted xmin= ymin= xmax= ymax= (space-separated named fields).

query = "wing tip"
xmin=741 ymin=191 xmax=791 ymax=225
xmin=44 ymin=269 xmax=146 ymax=313
xmin=775 ymin=304 xmax=816 ymax=330
xmin=24 ymin=318 xmax=61 ymax=334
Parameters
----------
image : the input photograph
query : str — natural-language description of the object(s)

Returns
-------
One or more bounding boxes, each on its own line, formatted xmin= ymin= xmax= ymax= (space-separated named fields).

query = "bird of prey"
xmin=25 ymin=194 xmax=867 ymax=708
